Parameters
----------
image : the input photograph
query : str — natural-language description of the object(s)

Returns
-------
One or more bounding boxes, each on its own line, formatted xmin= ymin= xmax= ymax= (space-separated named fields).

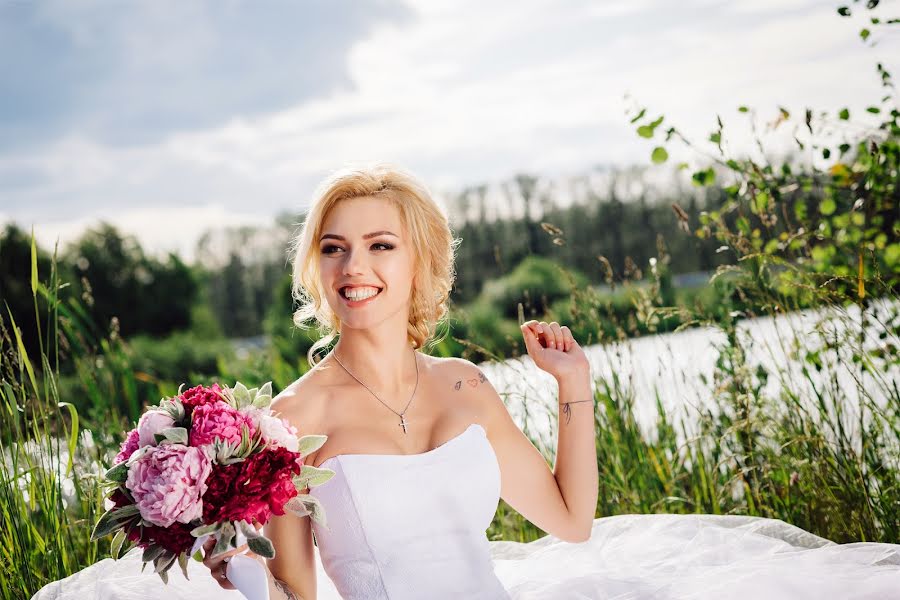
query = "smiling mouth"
xmin=340 ymin=286 xmax=383 ymax=301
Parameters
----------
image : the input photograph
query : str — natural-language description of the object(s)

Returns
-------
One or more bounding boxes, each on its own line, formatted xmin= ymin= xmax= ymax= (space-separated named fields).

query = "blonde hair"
xmin=289 ymin=163 xmax=460 ymax=366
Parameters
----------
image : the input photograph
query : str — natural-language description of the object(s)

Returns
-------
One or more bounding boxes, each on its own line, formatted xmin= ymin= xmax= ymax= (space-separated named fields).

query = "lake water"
xmin=483 ymin=298 xmax=898 ymax=457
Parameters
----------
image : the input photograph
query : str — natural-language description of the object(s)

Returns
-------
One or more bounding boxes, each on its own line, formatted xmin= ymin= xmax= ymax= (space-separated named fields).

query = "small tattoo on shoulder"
xmin=454 ymin=370 xmax=486 ymax=391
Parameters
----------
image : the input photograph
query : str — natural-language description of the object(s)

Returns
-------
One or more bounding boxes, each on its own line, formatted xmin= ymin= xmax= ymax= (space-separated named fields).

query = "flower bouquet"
xmin=91 ymin=381 xmax=333 ymax=587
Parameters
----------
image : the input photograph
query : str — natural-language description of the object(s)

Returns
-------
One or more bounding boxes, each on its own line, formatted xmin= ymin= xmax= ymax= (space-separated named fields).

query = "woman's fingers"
xmin=201 ymin=536 xmax=246 ymax=589
xmin=561 ymin=325 xmax=574 ymax=352
xmin=521 ymin=321 xmax=543 ymax=355
xmin=548 ymin=322 xmax=563 ymax=350
xmin=523 ymin=320 xmax=571 ymax=352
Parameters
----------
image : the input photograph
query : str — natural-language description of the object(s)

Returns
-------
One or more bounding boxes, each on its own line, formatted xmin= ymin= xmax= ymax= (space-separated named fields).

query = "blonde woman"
xmin=37 ymin=164 xmax=900 ymax=600
xmin=203 ymin=162 xmax=598 ymax=599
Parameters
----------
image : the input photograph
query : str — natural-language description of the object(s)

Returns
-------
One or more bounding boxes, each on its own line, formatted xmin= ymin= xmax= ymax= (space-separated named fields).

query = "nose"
xmin=342 ymin=246 xmax=367 ymax=276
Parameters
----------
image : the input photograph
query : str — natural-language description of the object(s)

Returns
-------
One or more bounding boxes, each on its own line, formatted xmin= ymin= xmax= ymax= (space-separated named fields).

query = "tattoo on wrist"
xmin=274 ymin=578 xmax=299 ymax=600
xmin=560 ymin=400 xmax=593 ymax=425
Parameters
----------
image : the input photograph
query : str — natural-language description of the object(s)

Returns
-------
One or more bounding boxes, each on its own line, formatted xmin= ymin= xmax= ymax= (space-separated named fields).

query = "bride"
xmin=206 ymin=162 xmax=598 ymax=599
xmin=34 ymin=164 xmax=900 ymax=600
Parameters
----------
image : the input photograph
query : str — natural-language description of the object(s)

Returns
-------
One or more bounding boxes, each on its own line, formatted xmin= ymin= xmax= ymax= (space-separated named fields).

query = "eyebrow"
xmin=319 ymin=230 xmax=399 ymax=242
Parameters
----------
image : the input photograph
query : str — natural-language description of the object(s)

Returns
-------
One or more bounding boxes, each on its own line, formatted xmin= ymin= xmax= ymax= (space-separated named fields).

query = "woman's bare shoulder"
xmin=269 ymin=365 xmax=338 ymax=432
xmin=427 ymin=355 xmax=485 ymax=383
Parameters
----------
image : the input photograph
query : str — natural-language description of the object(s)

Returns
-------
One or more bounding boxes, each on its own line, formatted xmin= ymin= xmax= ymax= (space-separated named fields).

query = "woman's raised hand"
xmin=520 ymin=320 xmax=590 ymax=381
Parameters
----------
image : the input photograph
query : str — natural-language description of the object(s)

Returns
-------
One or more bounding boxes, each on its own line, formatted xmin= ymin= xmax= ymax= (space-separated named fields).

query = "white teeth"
xmin=343 ymin=286 xmax=380 ymax=301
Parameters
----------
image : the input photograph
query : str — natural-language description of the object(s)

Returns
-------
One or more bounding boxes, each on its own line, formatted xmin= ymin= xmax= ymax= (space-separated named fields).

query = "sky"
xmin=1 ymin=0 xmax=897 ymax=261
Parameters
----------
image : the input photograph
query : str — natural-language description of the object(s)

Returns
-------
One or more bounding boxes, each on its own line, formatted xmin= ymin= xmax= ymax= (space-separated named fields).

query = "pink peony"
xmin=137 ymin=410 xmax=175 ymax=447
xmin=125 ymin=443 xmax=212 ymax=528
xmin=190 ymin=400 xmax=256 ymax=447
xmin=114 ymin=427 xmax=140 ymax=464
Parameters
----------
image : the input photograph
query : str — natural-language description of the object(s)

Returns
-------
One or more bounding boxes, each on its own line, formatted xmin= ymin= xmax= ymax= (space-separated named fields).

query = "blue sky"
xmin=1 ymin=0 xmax=897 ymax=260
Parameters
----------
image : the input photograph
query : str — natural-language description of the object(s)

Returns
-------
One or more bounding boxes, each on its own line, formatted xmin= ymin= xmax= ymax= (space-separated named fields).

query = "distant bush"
xmin=479 ymin=255 xmax=589 ymax=320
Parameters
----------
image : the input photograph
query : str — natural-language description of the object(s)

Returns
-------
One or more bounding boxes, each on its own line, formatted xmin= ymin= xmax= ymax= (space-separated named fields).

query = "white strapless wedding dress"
xmin=33 ymin=423 xmax=900 ymax=600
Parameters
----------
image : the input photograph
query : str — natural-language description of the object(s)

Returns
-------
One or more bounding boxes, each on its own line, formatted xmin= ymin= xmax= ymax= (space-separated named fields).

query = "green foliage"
xmin=479 ymin=255 xmax=589 ymax=321
xmin=64 ymin=223 xmax=198 ymax=338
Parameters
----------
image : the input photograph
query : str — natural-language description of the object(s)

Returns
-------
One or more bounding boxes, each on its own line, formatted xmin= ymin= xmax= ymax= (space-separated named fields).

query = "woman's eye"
xmin=321 ymin=243 xmax=393 ymax=254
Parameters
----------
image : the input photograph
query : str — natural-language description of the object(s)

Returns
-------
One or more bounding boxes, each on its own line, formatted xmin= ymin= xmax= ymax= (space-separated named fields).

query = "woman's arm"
xmin=454 ymin=320 xmax=597 ymax=542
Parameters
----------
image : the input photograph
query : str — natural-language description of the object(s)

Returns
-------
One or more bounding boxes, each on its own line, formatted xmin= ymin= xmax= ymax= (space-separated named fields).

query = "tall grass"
xmin=0 ymin=236 xmax=143 ymax=599
xmin=2 ymin=227 xmax=899 ymax=598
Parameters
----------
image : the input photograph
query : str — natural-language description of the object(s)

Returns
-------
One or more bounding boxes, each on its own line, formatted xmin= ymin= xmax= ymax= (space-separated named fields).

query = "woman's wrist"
xmin=554 ymin=366 xmax=591 ymax=389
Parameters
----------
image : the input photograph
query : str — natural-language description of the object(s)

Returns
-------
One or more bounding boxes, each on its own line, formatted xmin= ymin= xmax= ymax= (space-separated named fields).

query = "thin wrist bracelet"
xmin=560 ymin=399 xmax=594 ymax=425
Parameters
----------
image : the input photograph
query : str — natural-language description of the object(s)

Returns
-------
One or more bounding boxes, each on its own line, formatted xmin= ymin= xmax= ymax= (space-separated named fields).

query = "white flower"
xmin=258 ymin=413 xmax=299 ymax=452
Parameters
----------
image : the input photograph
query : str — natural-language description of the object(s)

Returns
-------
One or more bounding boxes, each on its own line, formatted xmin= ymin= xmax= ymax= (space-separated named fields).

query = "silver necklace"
xmin=332 ymin=347 xmax=419 ymax=435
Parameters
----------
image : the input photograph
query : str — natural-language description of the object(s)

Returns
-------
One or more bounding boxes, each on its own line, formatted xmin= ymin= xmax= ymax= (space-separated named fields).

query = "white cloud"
xmin=2 ymin=0 xmax=897 ymax=259
xmin=26 ymin=203 xmax=273 ymax=262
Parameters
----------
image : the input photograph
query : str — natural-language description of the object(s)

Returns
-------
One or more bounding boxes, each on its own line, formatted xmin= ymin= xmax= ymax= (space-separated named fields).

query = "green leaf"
xmin=738 ymin=106 xmax=749 ymax=113
xmin=142 ymin=545 xmax=165 ymax=563
xmin=822 ymin=148 xmax=831 ymax=160
xmin=636 ymin=125 xmax=654 ymax=138
xmin=837 ymin=6 xmax=851 ymax=16
xmin=30 ymin=229 xmax=38 ymax=294
xmin=190 ymin=522 xmax=220 ymax=537
xmin=57 ymin=402 xmax=79 ymax=478
xmin=105 ymin=461 xmax=129 ymax=483
xmin=691 ymin=168 xmax=715 ymax=187
xmin=110 ymin=529 xmax=127 ymax=559
xmin=651 ymin=146 xmax=669 ymax=164
xmin=753 ymin=191 xmax=771 ymax=215
xmin=285 ymin=494 xmax=328 ymax=528
xmin=154 ymin=551 xmax=177 ymax=574
xmin=212 ymin=522 xmax=236 ymax=559
xmin=160 ymin=427 xmax=188 ymax=445
xmin=860 ymin=28 xmax=870 ymax=41
xmin=839 ymin=108 xmax=850 ymax=120
xmin=178 ymin=553 xmax=191 ymax=580
xmin=236 ymin=519 xmax=262 ymax=540
xmin=884 ymin=243 xmax=900 ymax=267
xmin=820 ymin=197 xmax=837 ymax=216
xmin=629 ymin=107 xmax=646 ymax=124
xmin=297 ymin=434 xmax=328 ymax=457
xmin=232 ymin=382 xmax=251 ymax=408
xmin=866 ymin=106 xmax=881 ymax=114
xmin=248 ymin=536 xmax=276 ymax=559
xmin=91 ymin=504 xmax=140 ymax=541
xmin=294 ymin=465 xmax=336 ymax=490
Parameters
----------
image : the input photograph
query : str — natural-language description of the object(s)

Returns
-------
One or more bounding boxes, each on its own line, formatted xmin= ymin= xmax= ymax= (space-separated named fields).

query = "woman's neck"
xmin=330 ymin=327 xmax=418 ymax=395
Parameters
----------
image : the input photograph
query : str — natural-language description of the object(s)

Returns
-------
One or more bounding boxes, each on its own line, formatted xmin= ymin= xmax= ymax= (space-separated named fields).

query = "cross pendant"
xmin=399 ymin=415 xmax=409 ymax=434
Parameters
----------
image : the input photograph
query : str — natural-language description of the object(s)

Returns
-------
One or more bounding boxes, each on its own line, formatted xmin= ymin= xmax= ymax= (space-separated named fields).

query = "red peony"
xmin=178 ymin=383 xmax=224 ymax=411
xmin=202 ymin=446 xmax=303 ymax=525
xmin=126 ymin=520 xmax=196 ymax=555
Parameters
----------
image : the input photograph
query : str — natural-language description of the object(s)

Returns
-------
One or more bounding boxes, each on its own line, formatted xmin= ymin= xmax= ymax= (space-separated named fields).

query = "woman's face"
xmin=318 ymin=195 xmax=416 ymax=332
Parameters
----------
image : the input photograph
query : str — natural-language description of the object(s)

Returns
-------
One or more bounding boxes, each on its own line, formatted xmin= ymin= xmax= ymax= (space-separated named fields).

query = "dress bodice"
xmin=308 ymin=423 xmax=511 ymax=599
